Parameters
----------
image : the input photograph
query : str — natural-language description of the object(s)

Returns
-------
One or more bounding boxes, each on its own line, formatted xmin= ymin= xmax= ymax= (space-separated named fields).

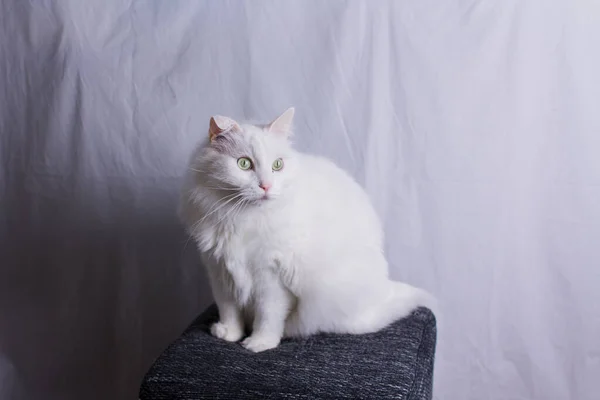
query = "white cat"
xmin=180 ymin=108 xmax=435 ymax=353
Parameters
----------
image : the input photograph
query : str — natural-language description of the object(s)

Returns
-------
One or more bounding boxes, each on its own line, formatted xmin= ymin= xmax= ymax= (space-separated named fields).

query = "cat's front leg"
xmin=205 ymin=262 xmax=245 ymax=342
xmin=210 ymin=301 xmax=244 ymax=342
xmin=242 ymin=274 xmax=292 ymax=353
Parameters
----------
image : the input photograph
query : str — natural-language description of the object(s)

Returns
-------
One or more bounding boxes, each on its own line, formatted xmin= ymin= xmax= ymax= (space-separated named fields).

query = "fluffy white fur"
xmin=180 ymin=108 xmax=435 ymax=352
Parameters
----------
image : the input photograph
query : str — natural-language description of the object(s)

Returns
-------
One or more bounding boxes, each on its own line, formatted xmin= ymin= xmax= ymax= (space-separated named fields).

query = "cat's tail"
xmin=350 ymin=280 xmax=438 ymax=334
xmin=386 ymin=281 xmax=438 ymax=321
xmin=383 ymin=281 xmax=441 ymax=342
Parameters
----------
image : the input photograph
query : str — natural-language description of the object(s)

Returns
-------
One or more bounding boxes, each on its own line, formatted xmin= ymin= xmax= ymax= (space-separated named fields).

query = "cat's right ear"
xmin=268 ymin=107 xmax=295 ymax=137
xmin=209 ymin=115 xmax=241 ymax=142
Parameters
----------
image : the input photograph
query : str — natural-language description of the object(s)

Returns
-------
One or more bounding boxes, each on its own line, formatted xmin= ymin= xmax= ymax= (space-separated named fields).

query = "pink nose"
xmin=259 ymin=183 xmax=271 ymax=192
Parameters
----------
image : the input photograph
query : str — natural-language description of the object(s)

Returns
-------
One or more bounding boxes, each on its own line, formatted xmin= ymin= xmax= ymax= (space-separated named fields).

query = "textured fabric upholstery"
xmin=140 ymin=305 xmax=436 ymax=399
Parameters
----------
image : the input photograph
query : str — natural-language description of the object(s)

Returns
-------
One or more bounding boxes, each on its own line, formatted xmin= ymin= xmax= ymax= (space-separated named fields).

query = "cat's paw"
xmin=241 ymin=334 xmax=280 ymax=353
xmin=210 ymin=322 xmax=244 ymax=342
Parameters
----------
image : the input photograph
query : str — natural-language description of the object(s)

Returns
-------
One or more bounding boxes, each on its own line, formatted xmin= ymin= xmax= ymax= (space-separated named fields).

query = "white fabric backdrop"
xmin=1 ymin=1 xmax=599 ymax=399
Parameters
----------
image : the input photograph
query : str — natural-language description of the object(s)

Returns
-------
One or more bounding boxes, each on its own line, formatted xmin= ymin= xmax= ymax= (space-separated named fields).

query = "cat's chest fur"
xmin=223 ymin=210 xmax=290 ymax=268
xmin=202 ymin=204 xmax=301 ymax=302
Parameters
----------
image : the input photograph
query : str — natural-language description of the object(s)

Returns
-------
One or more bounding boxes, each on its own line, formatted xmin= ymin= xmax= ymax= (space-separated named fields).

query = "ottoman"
xmin=139 ymin=305 xmax=437 ymax=399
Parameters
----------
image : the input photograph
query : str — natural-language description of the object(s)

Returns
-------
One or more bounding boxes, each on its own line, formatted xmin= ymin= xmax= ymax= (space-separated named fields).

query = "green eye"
xmin=237 ymin=157 xmax=252 ymax=170
xmin=272 ymin=158 xmax=284 ymax=171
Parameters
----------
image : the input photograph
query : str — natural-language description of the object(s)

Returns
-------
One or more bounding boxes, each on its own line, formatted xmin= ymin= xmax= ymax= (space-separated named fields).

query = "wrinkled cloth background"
xmin=1 ymin=1 xmax=599 ymax=400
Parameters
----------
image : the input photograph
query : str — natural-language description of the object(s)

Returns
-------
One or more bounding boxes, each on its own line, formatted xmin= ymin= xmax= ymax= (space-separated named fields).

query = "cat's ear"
xmin=209 ymin=115 xmax=241 ymax=141
xmin=268 ymin=107 xmax=295 ymax=136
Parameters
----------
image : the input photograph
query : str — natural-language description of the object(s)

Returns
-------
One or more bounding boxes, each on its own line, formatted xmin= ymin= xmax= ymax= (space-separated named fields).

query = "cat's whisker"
xmin=199 ymin=194 xmax=240 ymax=223
xmin=202 ymin=186 xmax=239 ymax=191
xmin=213 ymin=197 xmax=246 ymax=228
xmin=182 ymin=193 xmax=243 ymax=250
xmin=183 ymin=219 xmax=207 ymax=250
xmin=197 ymin=192 xmax=244 ymax=225
xmin=183 ymin=231 xmax=195 ymax=250
xmin=231 ymin=198 xmax=248 ymax=222
xmin=223 ymin=196 xmax=247 ymax=220
xmin=188 ymin=192 xmax=239 ymax=234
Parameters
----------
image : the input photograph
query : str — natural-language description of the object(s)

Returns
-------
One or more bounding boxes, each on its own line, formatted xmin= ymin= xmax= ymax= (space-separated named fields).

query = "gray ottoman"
xmin=139 ymin=305 xmax=436 ymax=399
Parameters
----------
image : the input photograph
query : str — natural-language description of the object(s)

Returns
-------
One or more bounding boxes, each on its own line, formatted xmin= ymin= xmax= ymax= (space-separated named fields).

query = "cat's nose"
xmin=259 ymin=183 xmax=271 ymax=192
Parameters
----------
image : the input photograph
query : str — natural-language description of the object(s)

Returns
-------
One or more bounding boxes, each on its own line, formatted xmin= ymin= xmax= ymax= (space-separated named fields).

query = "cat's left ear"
xmin=268 ymin=107 xmax=295 ymax=137
xmin=209 ymin=115 xmax=241 ymax=142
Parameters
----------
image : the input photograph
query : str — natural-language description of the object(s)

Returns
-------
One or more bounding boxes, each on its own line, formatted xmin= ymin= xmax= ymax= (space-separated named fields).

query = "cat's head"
xmin=193 ymin=108 xmax=297 ymax=203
